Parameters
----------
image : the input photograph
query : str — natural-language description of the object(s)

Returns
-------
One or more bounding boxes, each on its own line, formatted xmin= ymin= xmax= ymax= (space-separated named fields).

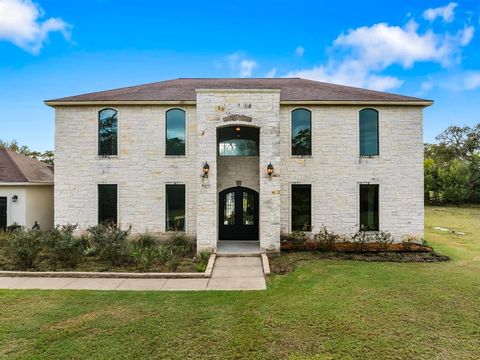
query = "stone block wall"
xmin=279 ymin=105 xmax=424 ymax=241
xmin=54 ymin=97 xmax=424 ymax=252
xmin=54 ymin=105 xmax=197 ymax=235
xmin=217 ymin=156 xmax=259 ymax=192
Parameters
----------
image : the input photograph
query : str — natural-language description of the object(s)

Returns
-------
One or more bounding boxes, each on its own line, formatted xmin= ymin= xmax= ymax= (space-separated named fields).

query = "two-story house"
xmin=45 ymin=78 xmax=432 ymax=252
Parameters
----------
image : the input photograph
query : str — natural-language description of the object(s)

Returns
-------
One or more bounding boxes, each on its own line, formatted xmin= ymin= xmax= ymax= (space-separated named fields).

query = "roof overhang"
xmin=281 ymin=100 xmax=433 ymax=107
xmin=0 ymin=182 xmax=54 ymax=186
xmin=45 ymin=99 xmax=433 ymax=107
xmin=44 ymin=100 xmax=197 ymax=107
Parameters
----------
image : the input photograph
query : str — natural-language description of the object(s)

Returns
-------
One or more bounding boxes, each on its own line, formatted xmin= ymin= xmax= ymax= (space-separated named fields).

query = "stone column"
xmin=195 ymin=89 xmax=282 ymax=253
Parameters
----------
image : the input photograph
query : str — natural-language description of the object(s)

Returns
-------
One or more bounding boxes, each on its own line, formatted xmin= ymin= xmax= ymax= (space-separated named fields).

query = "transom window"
xmin=360 ymin=184 xmax=379 ymax=231
xmin=291 ymin=184 xmax=312 ymax=231
xmin=359 ymin=108 xmax=379 ymax=156
xmin=98 ymin=109 xmax=118 ymax=156
xmin=218 ymin=126 xmax=259 ymax=156
xmin=291 ymin=109 xmax=312 ymax=156
xmin=166 ymin=109 xmax=186 ymax=156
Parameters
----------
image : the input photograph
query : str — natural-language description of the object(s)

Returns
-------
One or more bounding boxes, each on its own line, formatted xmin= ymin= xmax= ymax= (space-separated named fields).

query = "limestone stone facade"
xmin=52 ymin=84 xmax=426 ymax=253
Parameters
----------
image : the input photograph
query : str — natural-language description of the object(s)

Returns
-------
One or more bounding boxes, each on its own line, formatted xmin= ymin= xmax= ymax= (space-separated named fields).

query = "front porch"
xmin=216 ymin=240 xmax=261 ymax=256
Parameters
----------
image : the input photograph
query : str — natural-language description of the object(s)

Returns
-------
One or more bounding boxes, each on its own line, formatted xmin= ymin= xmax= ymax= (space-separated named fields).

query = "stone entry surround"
xmin=196 ymin=89 xmax=282 ymax=253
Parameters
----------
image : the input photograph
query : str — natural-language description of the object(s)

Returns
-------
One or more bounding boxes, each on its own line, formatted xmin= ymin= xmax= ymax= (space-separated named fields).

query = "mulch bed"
xmin=281 ymin=241 xmax=435 ymax=253
xmin=269 ymin=246 xmax=450 ymax=275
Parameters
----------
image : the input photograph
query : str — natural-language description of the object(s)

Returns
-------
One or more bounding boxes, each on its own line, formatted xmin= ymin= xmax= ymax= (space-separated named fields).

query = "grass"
xmin=0 ymin=206 xmax=479 ymax=359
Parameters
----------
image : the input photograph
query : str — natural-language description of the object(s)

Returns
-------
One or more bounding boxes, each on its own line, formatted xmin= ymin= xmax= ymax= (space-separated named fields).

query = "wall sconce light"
xmin=267 ymin=162 xmax=274 ymax=177
xmin=12 ymin=195 xmax=18 ymax=203
xmin=202 ymin=162 xmax=210 ymax=178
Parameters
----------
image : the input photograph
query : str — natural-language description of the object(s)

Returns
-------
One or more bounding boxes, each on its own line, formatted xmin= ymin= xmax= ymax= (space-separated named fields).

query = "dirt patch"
xmin=49 ymin=305 xmax=139 ymax=332
xmin=268 ymin=251 xmax=450 ymax=275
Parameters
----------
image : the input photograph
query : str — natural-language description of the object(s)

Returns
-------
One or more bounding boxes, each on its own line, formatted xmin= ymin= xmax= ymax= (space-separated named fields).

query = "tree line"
xmin=425 ymin=124 xmax=480 ymax=204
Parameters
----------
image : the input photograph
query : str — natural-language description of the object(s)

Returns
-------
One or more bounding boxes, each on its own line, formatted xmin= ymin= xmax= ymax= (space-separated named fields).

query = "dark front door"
xmin=0 ymin=197 xmax=7 ymax=232
xmin=219 ymin=187 xmax=259 ymax=240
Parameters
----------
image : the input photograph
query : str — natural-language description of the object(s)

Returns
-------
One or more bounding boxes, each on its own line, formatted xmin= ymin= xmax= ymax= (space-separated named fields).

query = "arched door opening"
xmin=219 ymin=186 xmax=259 ymax=240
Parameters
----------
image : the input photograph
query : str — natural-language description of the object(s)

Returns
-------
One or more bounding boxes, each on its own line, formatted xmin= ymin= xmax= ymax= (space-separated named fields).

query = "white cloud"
xmin=295 ymin=46 xmax=304 ymax=56
xmin=287 ymin=19 xmax=474 ymax=91
xmin=420 ymin=80 xmax=433 ymax=92
xmin=0 ymin=0 xmax=71 ymax=54
xmin=265 ymin=68 xmax=277 ymax=78
xmin=239 ymin=59 xmax=257 ymax=77
xmin=423 ymin=2 xmax=458 ymax=23
xmin=227 ymin=52 xmax=257 ymax=77
xmin=460 ymin=25 xmax=474 ymax=45
xmin=462 ymin=71 xmax=480 ymax=90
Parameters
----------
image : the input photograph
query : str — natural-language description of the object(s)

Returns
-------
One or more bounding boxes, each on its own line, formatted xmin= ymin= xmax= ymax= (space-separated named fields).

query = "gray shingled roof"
xmin=0 ymin=149 xmax=53 ymax=183
xmin=45 ymin=78 xmax=431 ymax=103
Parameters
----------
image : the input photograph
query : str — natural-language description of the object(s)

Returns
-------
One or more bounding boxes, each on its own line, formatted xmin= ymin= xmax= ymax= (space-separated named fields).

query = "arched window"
xmin=359 ymin=108 xmax=379 ymax=156
xmin=98 ymin=108 xmax=118 ymax=156
xmin=291 ymin=109 xmax=311 ymax=156
xmin=166 ymin=109 xmax=186 ymax=156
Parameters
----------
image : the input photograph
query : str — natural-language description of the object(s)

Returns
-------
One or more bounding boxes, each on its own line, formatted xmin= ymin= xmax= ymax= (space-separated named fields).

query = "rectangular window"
xmin=98 ymin=184 xmax=117 ymax=225
xmin=360 ymin=184 xmax=379 ymax=231
xmin=166 ymin=184 xmax=186 ymax=231
xmin=291 ymin=184 xmax=311 ymax=231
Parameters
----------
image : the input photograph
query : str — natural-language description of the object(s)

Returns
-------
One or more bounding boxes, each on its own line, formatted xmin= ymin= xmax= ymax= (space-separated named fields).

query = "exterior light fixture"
xmin=235 ymin=126 xmax=241 ymax=132
xmin=267 ymin=162 xmax=274 ymax=176
xmin=12 ymin=195 xmax=18 ymax=202
xmin=202 ymin=162 xmax=210 ymax=178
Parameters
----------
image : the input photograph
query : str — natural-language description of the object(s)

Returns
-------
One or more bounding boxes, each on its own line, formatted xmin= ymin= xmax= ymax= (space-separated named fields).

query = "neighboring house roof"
xmin=0 ymin=149 xmax=53 ymax=184
xmin=45 ymin=78 xmax=432 ymax=105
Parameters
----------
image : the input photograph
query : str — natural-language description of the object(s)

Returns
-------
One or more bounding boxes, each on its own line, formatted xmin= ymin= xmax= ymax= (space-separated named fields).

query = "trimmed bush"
xmin=5 ymin=229 xmax=43 ymax=269
xmin=87 ymin=224 xmax=130 ymax=265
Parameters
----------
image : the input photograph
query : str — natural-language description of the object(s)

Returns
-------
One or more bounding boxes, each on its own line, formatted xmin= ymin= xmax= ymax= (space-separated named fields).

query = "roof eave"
xmin=281 ymin=100 xmax=434 ymax=107
xmin=44 ymin=100 xmax=197 ymax=107
xmin=0 ymin=182 xmax=54 ymax=186
xmin=45 ymin=99 xmax=433 ymax=107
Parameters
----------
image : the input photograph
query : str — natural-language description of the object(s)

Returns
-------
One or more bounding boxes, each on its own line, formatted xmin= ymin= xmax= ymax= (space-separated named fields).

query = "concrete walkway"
xmin=0 ymin=256 xmax=266 ymax=291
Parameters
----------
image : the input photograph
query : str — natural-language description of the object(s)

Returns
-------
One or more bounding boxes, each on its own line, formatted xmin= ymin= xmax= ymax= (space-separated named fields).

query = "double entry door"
xmin=219 ymin=187 xmax=259 ymax=240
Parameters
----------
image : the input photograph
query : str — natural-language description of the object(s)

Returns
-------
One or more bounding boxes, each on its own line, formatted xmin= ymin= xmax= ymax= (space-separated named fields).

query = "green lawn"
xmin=1 ymin=206 xmax=479 ymax=359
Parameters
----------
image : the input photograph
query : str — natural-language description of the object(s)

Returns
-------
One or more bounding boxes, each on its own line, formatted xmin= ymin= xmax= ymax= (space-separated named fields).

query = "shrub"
xmin=129 ymin=233 xmax=160 ymax=271
xmin=157 ymin=233 xmax=196 ymax=272
xmin=164 ymin=232 xmax=195 ymax=257
xmin=280 ymin=231 xmax=309 ymax=244
xmin=43 ymin=224 xmax=84 ymax=268
xmin=197 ymin=251 xmax=210 ymax=272
xmin=373 ymin=231 xmax=394 ymax=250
xmin=313 ymin=226 xmax=340 ymax=250
xmin=166 ymin=256 xmax=180 ymax=272
xmin=87 ymin=224 xmax=130 ymax=266
xmin=5 ymin=229 xmax=43 ymax=269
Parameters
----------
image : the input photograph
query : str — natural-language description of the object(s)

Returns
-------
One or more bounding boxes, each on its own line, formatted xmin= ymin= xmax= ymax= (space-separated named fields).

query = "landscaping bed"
xmin=0 ymin=225 xmax=209 ymax=273
xmin=269 ymin=250 xmax=450 ymax=275
xmin=274 ymin=226 xmax=449 ymax=274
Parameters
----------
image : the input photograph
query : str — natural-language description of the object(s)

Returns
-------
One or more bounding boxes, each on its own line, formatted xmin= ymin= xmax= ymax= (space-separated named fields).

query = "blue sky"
xmin=1 ymin=0 xmax=480 ymax=151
